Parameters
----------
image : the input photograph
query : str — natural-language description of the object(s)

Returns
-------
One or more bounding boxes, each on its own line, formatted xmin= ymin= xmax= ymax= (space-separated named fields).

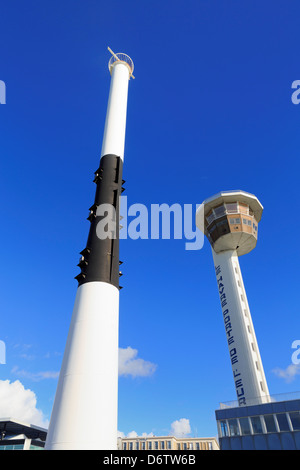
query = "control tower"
xmin=196 ymin=190 xmax=269 ymax=406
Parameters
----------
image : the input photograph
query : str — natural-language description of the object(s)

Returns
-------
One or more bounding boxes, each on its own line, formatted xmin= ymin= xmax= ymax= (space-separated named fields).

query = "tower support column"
xmin=212 ymin=248 xmax=269 ymax=406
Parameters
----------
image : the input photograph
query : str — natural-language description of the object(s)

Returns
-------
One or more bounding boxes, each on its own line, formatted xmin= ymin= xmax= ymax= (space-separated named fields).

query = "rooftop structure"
xmin=215 ymin=394 xmax=300 ymax=450
xmin=0 ymin=419 xmax=47 ymax=450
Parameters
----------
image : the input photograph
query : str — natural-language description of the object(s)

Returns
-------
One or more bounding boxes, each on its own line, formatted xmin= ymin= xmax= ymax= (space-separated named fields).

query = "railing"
xmin=206 ymin=203 xmax=252 ymax=226
xmin=219 ymin=391 xmax=300 ymax=409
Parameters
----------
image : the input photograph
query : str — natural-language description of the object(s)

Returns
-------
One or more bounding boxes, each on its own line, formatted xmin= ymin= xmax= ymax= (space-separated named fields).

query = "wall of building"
xmin=119 ymin=436 xmax=219 ymax=451
xmin=216 ymin=399 xmax=300 ymax=450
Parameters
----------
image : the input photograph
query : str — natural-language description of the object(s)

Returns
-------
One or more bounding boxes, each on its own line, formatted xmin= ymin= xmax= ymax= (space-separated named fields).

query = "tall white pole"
xmin=212 ymin=248 xmax=269 ymax=406
xmin=45 ymin=51 xmax=134 ymax=450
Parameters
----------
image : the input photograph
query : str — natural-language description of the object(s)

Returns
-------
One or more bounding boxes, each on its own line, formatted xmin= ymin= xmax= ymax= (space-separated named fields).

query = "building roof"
xmin=0 ymin=418 xmax=47 ymax=442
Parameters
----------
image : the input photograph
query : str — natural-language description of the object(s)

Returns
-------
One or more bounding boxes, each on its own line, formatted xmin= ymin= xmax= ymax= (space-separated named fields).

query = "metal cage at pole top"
xmin=108 ymin=47 xmax=135 ymax=79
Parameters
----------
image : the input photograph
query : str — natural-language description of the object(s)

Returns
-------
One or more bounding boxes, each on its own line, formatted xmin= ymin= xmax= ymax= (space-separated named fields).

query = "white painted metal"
xmin=212 ymin=248 xmax=269 ymax=405
xmin=100 ymin=59 xmax=131 ymax=161
xmin=45 ymin=282 xmax=119 ymax=450
xmin=45 ymin=51 xmax=133 ymax=450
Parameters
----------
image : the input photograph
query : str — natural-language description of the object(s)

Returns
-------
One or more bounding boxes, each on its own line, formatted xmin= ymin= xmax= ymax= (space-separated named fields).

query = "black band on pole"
xmin=75 ymin=154 xmax=123 ymax=289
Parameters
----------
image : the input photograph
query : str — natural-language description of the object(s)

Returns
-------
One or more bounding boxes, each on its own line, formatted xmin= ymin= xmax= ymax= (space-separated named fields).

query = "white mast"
xmin=45 ymin=48 xmax=134 ymax=450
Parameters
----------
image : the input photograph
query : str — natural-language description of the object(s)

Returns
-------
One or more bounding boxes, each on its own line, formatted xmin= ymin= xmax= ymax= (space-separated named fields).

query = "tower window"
xmin=229 ymin=217 xmax=241 ymax=224
xmin=225 ymin=203 xmax=238 ymax=213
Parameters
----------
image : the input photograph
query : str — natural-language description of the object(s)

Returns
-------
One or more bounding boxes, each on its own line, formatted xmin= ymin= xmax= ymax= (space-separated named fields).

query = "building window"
xmin=183 ymin=443 xmax=187 ymax=450
xmin=148 ymin=442 xmax=152 ymax=450
xmin=251 ymin=416 xmax=263 ymax=434
xmin=289 ymin=412 xmax=300 ymax=431
xmin=206 ymin=212 xmax=215 ymax=225
xmin=276 ymin=413 xmax=290 ymax=432
xmin=228 ymin=418 xmax=239 ymax=436
xmin=242 ymin=218 xmax=252 ymax=225
xmin=154 ymin=441 xmax=158 ymax=450
xmin=220 ymin=420 xmax=229 ymax=437
xmin=239 ymin=417 xmax=251 ymax=435
xmin=226 ymin=203 xmax=238 ymax=213
xmin=141 ymin=442 xmax=146 ymax=450
xmin=135 ymin=441 xmax=139 ymax=450
xmin=123 ymin=443 xmax=127 ymax=450
xmin=196 ymin=442 xmax=200 ymax=450
xmin=229 ymin=217 xmax=241 ymax=224
xmin=167 ymin=441 xmax=171 ymax=450
xmin=161 ymin=441 xmax=165 ymax=450
xmin=0 ymin=444 xmax=24 ymax=450
xmin=129 ymin=442 xmax=133 ymax=450
xmin=264 ymin=414 xmax=277 ymax=433
xmin=214 ymin=204 xmax=226 ymax=219
xmin=177 ymin=444 xmax=181 ymax=450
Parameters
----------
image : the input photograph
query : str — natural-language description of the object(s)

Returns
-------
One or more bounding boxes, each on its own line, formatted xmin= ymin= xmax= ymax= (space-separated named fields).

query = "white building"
xmin=118 ymin=435 xmax=219 ymax=450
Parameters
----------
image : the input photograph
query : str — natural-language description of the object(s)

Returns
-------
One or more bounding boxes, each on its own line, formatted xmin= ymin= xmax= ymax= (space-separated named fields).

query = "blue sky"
xmin=1 ymin=0 xmax=300 ymax=439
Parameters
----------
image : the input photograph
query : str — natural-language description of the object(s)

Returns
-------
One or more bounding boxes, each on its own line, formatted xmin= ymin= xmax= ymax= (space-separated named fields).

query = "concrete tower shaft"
xmin=196 ymin=190 xmax=269 ymax=406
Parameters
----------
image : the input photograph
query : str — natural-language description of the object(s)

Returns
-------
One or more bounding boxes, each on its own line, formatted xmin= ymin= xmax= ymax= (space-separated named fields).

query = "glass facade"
xmin=264 ymin=415 xmax=277 ymax=433
xmin=289 ymin=412 xmax=300 ymax=431
xmin=228 ymin=419 xmax=239 ymax=436
xmin=216 ymin=399 xmax=300 ymax=450
xmin=276 ymin=413 xmax=290 ymax=432
xmin=0 ymin=442 xmax=44 ymax=451
xmin=0 ymin=444 xmax=24 ymax=450
xmin=251 ymin=416 xmax=263 ymax=434
xmin=239 ymin=417 xmax=251 ymax=435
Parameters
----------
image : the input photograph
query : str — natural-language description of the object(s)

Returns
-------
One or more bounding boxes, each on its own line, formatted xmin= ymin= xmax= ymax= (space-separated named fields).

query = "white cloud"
xmin=118 ymin=419 xmax=191 ymax=440
xmin=12 ymin=347 xmax=156 ymax=381
xmin=141 ymin=432 xmax=154 ymax=437
xmin=11 ymin=366 xmax=59 ymax=382
xmin=170 ymin=418 xmax=191 ymax=437
xmin=272 ymin=364 xmax=300 ymax=383
xmin=118 ymin=429 xmax=154 ymax=438
xmin=0 ymin=379 xmax=48 ymax=428
xmin=118 ymin=347 xmax=157 ymax=378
